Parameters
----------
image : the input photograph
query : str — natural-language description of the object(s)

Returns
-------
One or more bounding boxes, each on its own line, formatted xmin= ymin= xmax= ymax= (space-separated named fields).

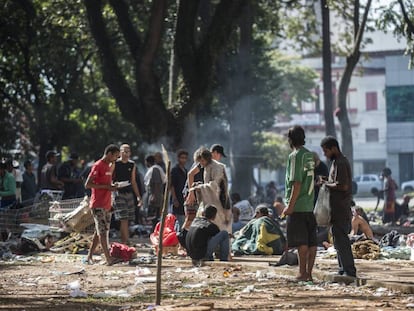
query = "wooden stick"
xmin=156 ymin=145 xmax=171 ymax=305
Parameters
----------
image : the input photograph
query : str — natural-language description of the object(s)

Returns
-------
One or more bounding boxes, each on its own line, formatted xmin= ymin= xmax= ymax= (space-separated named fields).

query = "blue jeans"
xmin=206 ymin=231 xmax=230 ymax=261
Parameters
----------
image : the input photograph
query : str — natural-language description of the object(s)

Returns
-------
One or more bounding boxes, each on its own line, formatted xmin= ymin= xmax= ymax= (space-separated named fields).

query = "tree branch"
xmin=353 ymin=0 xmax=360 ymax=40
xmin=175 ymin=0 xmax=200 ymax=92
xmin=140 ymin=0 xmax=167 ymax=70
xmin=84 ymin=0 xmax=140 ymax=120
xmin=108 ymin=0 xmax=143 ymax=61
xmin=398 ymin=0 xmax=414 ymax=37
xmin=352 ymin=0 xmax=372 ymax=56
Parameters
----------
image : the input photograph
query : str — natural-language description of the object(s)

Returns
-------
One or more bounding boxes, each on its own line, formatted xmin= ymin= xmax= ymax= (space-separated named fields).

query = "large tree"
xmin=83 ymin=0 xmax=248 ymax=145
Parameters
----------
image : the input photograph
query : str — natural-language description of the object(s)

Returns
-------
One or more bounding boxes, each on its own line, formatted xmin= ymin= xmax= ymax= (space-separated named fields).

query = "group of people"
xmin=4 ymin=125 xmax=408 ymax=276
xmin=0 ymin=151 xmax=86 ymax=209
xmin=83 ymin=143 xmax=232 ymax=266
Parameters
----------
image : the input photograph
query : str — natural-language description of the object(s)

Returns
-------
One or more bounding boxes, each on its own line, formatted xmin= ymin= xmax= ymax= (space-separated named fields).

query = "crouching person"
xmin=186 ymin=205 xmax=229 ymax=266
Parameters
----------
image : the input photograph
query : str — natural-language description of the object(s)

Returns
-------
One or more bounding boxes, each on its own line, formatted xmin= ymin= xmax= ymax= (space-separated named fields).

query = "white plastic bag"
xmin=314 ymin=184 xmax=331 ymax=226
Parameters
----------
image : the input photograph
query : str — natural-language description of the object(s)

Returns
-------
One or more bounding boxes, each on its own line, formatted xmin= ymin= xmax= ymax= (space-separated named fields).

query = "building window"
xmin=366 ymin=128 xmax=379 ymax=142
xmin=366 ymin=92 xmax=378 ymax=111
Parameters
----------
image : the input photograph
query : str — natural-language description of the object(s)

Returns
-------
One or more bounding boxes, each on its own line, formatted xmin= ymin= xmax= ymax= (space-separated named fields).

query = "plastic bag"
xmin=314 ymin=184 xmax=331 ymax=226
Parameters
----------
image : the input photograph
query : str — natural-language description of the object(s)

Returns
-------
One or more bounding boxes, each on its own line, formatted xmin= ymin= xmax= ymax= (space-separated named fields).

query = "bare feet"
xmin=295 ymin=272 xmax=310 ymax=282
xmin=86 ymin=257 xmax=95 ymax=265
xmin=105 ymin=257 xmax=123 ymax=266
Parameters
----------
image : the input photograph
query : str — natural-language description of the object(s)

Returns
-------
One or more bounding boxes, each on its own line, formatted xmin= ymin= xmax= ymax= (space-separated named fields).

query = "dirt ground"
xmin=1 ymin=252 xmax=414 ymax=311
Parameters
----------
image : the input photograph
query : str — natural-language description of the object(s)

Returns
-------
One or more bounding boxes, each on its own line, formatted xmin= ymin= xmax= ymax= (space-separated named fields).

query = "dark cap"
xmin=46 ymin=150 xmax=59 ymax=161
xmin=210 ymin=144 xmax=226 ymax=157
xmin=69 ymin=152 xmax=79 ymax=160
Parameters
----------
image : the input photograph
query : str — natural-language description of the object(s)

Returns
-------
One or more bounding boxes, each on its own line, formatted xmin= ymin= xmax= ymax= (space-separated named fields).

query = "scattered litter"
xmin=241 ymin=285 xmax=255 ymax=293
xmin=373 ymin=287 xmax=389 ymax=297
xmin=93 ymin=289 xmax=131 ymax=298
xmin=66 ymin=280 xmax=87 ymax=298
xmin=183 ymin=282 xmax=208 ymax=289
xmin=135 ymin=267 xmax=152 ymax=276
xmin=134 ymin=276 xmax=156 ymax=284
xmin=305 ymin=284 xmax=325 ymax=291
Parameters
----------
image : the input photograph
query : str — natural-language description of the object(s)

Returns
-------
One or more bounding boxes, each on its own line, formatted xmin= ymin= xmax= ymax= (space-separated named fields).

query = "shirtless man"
xmin=351 ymin=208 xmax=374 ymax=240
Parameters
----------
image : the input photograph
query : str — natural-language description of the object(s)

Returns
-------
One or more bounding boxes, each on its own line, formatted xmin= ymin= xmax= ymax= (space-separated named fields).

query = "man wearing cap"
xmin=210 ymin=144 xmax=226 ymax=162
xmin=58 ymin=153 xmax=83 ymax=199
xmin=40 ymin=151 xmax=64 ymax=191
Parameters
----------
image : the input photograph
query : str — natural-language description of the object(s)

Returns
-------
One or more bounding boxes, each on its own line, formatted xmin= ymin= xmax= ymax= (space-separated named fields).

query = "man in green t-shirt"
xmin=283 ymin=126 xmax=317 ymax=282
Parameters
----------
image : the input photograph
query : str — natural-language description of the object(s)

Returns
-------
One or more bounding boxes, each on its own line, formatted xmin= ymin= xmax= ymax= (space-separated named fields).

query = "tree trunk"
xmin=321 ymin=0 xmax=336 ymax=137
xmin=336 ymin=57 xmax=356 ymax=166
xmin=229 ymin=1 xmax=253 ymax=198
xmin=336 ymin=0 xmax=372 ymax=170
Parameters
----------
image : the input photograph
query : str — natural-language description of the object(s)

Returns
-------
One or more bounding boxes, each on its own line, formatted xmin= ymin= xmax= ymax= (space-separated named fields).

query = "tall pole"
xmin=155 ymin=145 xmax=171 ymax=306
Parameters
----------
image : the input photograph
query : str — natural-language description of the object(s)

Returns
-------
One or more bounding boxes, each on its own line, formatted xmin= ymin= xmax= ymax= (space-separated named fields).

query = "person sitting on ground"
xmin=231 ymin=193 xmax=254 ymax=226
xmin=395 ymin=195 xmax=412 ymax=224
xmin=255 ymin=205 xmax=270 ymax=219
xmin=232 ymin=205 xmax=243 ymax=233
xmin=350 ymin=207 xmax=374 ymax=240
xmin=232 ymin=204 xmax=286 ymax=256
xmin=186 ymin=205 xmax=229 ymax=266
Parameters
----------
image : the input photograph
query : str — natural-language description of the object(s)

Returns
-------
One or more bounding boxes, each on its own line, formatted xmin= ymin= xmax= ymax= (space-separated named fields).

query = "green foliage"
xmin=377 ymin=0 xmax=414 ymax=68
xmin=0 ymin=0 xmax=141 ymax=160
xmin=253 ymin=131 xmax=290 ymax=170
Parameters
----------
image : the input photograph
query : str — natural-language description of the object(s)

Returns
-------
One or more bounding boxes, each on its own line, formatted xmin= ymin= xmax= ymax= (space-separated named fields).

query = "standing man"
xmin=320 ymin=136 xmax=356 ymax=278
xmin=0 ymin=161 xmax=17 ymax=208
xmin=85 ymin=144 xmax=120 ymax=266
xmin=210 ymin=144 xmax=226 ymax=162
xmin=143 ymin=155 xmax=166 ymax=230
xmin=170 ymin=149 xmax=188 ymax=229
xmin=381 ymin=167 xmax=397 ymax=224
xmin=283 ymin=126 xmax=317 ymax=282
xmin=40 ymin=151 xmax=64 ymax=191
xmin=58 ymin=153 xmax=83 ymax=199
xmin=21 ymin=160 xmax=37 ymax=202
xmin=113 ymin=144 xmax=142 ymax=244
